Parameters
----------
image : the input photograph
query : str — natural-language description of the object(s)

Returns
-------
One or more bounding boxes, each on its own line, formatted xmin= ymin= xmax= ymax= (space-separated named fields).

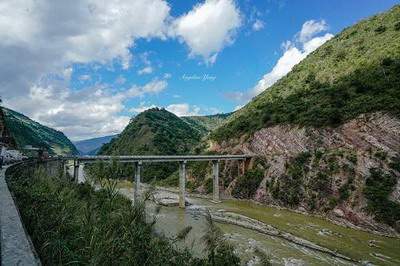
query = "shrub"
xmin=339 ymin=176 xmax=354 ymax=201
xmin=395 ymin=21 xmax=400 ymax=31
xmin=232 ymin=169 xmax=264 ymax=199
xmin=204 ymin=178 xmax=214 ymax=194
xmin=374 ymin=25 xmax=386 ymax=33
xmin=389 ymin=155 xmax=400 ymax=172
xmin=363 ymin=168 xmax=400 ymax=228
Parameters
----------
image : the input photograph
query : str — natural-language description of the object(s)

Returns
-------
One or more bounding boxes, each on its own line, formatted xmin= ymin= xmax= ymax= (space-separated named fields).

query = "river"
xmin=114 ymin=182 xmax=400 ymax=266
xmin=75 ymin=167 xmax=399 ymax=265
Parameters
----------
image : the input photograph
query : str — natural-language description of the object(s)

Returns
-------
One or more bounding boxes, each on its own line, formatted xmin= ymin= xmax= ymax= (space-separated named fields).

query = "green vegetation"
xmin=99 ymin=108 xmax=203 ymax=181
xmin=364 ymin=168 xmax=400 ymax=229
xmin=211 ymin=5 xmax=400 ymax=142
xmin=6 ymin=162 xmax=240 ymax=265
xmin=232 ymin=169 xmax=264 ymax=199
xmin=2 ymin=107 xmax=77 ymax=155
xmin=181 ymin=113 xmax=231 ymax=136
xmin=271 ymin=152 xmax=311 ymax=206
xmin=389 ymin=155 xmax=400 ymax=172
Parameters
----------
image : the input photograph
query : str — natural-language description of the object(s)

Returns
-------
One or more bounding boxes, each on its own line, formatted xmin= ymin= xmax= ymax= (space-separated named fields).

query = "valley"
xmin=1 ymin=3 xmax=399 ymax=266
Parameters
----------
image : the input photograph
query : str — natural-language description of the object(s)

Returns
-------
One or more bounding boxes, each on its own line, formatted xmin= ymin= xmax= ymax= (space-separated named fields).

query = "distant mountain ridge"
xmin=74 ymin=135 xmax=117 ymax=155
xmin=2 ymin=107 xmax=78 ymax=155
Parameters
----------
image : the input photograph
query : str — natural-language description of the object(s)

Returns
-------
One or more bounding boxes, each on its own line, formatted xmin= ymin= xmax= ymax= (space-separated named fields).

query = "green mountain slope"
xmin=100 ymin=108 xmax=202 ymax=155
xmin=99 ymin=108 xmax=204 ymax=181
xmin=181 ymin=113 xmax=232 ymax=136
xmin=3 ymin=107 xmax=78 ymax=155
xmin=211 ymin=5 xmax=400 ymax=142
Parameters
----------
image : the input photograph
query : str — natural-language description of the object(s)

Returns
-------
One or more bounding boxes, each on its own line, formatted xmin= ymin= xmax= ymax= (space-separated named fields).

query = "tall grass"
xmin=6 ymin=162 xmax=240 ymax=265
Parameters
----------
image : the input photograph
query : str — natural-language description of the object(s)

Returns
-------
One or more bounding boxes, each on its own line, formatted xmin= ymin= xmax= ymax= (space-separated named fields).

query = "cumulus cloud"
xmin=172 ymin=0 xmax=241 ymax=64
xmin=252 ymin=31 xmax=333 ymax=96
xmin=298 ymin=19 xmax=328 ymax=43
xmin=0 ymin=0 xmax=171 ymax=97
xmin=129 ymin=103 xmax=157 ymax=113
xmin=166 ymin=103 xmax=200 ymax=116
xmin=0 ymin=0 xmax=243 ymax=139
xmin=229 ymin=19 xmax=333 ymax=103
xmin=6 ymin=79 xmax=167 ymax=140
xmin=129 ymin=102 xmax=202 ymax=117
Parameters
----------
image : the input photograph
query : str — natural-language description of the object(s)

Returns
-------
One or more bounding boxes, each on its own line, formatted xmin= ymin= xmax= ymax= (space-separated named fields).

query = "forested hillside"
xmin=3 ymin=107 xmax=78 ymax=155
xmin=205 ymin=5 xmax=400 ymax=234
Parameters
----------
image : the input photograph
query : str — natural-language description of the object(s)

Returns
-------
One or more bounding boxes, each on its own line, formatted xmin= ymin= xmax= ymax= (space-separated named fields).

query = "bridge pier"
xmin=212 ymin=160 xmax=220 ymax=202
xmin=134 ymin=161 xmax=142 ymax=203
xmin=73 ymin=160 xmax=79 ymax=182
xmin=179 ymin=161 xmax=187 ymax=208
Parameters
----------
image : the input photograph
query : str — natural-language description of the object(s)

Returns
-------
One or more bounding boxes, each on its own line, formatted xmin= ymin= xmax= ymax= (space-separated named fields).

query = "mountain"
xmin=99 ymin=108 xmax=207 ymax=181
xmin=74 ymin=135 xmax=117 ymax=155
xmin=205 ymin=6 xmax=400 ymax=234
xmin=181 ymin=113 xmax=232 ymax=136
xmin=2 ymin=107 xmax=78 ymax=155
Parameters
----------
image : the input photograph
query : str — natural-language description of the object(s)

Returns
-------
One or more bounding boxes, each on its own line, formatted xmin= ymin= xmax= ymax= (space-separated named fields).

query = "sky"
xmin=0 ymin=0 xmax=398 ymax=140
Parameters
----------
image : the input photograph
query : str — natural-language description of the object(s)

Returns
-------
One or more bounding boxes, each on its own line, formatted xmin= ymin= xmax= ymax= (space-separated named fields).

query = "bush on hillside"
xmin=363 ymin=168 xmax=400 ymax=230
xmin=232 ymin=169 xmax=264 ymax=199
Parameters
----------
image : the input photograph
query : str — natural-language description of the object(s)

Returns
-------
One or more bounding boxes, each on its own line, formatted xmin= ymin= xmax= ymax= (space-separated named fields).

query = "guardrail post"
xmin=212 ymin=160 xmax=221 ymax=202
xmin=179 ymin=160 xmax=187 ymax=208
xmin=134 ymin=161 xmax=142 ymax=203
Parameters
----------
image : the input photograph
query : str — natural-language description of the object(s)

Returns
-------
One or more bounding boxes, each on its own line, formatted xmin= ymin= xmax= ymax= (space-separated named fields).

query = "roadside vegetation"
xmin=6 ymin=162 xmax=240 ymax=265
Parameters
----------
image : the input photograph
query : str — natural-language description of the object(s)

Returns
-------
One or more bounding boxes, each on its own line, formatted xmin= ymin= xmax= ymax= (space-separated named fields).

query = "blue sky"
xmin=1 ymin=0 xmax=398 ymax=140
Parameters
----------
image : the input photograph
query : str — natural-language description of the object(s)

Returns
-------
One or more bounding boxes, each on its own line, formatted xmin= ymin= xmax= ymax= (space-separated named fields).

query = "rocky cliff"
xmin=206 ymin=5 xmax=400 ymax=235
xmin=209 ymin=112 xmax=400 ymax=234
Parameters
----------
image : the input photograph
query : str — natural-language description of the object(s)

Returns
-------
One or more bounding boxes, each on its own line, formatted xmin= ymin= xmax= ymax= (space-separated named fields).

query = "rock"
xmin=333 ymin=208 xmax=345 ymax=218
xmin=153 ymin=190 xmax=190 ymax=207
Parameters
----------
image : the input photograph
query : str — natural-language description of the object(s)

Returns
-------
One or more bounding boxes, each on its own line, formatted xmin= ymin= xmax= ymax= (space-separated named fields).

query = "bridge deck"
xmin=64 ymin=154 xmax=253 ymax=163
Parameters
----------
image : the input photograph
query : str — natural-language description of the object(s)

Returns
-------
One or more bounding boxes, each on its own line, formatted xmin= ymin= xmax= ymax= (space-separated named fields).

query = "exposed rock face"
xmin=210 ymin=112 xmax=400 ymax=234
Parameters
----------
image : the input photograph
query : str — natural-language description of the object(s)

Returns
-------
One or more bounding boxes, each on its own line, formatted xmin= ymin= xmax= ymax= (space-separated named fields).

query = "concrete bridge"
xmin=62 ymin=155 xmax=254 ymax=208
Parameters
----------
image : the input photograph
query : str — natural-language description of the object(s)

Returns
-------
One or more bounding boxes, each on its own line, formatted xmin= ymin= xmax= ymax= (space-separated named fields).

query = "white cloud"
xmin=298 ymin=19 xmax=328 ymax=43
xmin=0 ymin=0 xmax=245 ymax=139
xmin=129 ymin=103 xmax=157 ymax=113
xmin=5 ymin=79 xmax=167 ymax=140
xmin=0 ymin=0 xmax=170 ymax=99
xmin=234 ymin=104 xmax=244 ymax=111
xmin=166 ymin=103 xmax=200 ymax=116
xmin=163 ymin=73 xmax=172 ymax=79
xmin=137 ymin=66 xmax=153 ymax=75
xmin=172 ymin=0 xmax=241 ymax=64
xmin=252 ymin=19 xmax=265 ymax=31
xmin=226 ymin=20 xmax=333 ymax=105
xmin=249 ymin=20 xmax=333 ymax=98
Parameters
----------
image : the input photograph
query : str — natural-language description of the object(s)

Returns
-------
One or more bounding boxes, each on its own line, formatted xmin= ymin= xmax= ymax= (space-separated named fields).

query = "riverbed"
xmin=114 ymin=182 xmax=400 ymax=266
